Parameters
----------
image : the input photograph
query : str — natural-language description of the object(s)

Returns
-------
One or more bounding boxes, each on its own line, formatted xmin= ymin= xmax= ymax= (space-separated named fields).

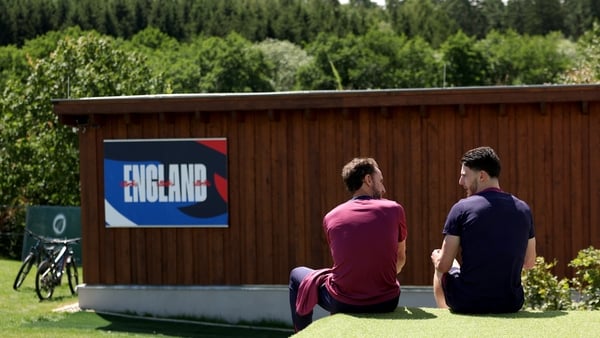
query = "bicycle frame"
xmin=13 ymin=230 xmax=54 ymax=290
xmin=35 ymin=236 xmax=80 ymax=301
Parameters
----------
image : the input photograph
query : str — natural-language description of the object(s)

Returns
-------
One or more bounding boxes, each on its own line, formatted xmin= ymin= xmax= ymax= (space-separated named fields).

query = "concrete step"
xmin=78 ymin=284 xmax=435 ymax=326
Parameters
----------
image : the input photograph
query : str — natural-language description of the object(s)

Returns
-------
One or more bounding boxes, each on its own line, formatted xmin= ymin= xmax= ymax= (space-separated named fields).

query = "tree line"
xmin=2 ymin=0 xmax=600 ymax=48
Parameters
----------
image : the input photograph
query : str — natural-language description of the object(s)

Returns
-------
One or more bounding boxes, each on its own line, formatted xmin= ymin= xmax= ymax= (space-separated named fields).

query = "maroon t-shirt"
xmin=322 ymin=198 xmax=407 ymax=305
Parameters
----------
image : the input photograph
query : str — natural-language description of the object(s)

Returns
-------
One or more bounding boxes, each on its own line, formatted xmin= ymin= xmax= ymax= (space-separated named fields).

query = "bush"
xmin=522 ymin=247 xmax=600 ymax=311
xmin=522 ymin=256 xmax=572 ymax=310
xmin=569 ymin=246 xmax=600 ymax=310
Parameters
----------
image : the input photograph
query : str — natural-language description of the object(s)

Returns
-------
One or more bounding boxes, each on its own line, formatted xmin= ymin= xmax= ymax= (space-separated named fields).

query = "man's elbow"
xmin=397 ymin=255 xmax=406 ymax=273
xmin=435 ymin=260 xmax=452 ymax=273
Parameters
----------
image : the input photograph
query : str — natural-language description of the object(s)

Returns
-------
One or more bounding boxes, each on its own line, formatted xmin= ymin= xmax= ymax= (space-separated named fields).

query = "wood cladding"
xmin=53 ymin=86 xmax=600 ymax=286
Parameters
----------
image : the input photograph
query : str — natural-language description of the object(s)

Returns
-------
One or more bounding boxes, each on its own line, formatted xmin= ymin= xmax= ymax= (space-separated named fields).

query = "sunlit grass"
xmin=0 ymin=257 xmax=290 ymax=337
xmin=294 ymin=305 xmax=600 ymax=337
xmin=4 ymin=256 xmax=599 ymax=338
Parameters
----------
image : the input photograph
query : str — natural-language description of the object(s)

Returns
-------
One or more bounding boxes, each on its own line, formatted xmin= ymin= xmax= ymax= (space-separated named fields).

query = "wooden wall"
xmin=53 ymin=86 xmax=600 ymax=286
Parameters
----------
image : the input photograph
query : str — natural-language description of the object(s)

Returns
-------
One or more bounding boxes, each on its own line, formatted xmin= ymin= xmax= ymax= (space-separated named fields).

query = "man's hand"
xmin=431 ymin=249 xmax=442 ymax=262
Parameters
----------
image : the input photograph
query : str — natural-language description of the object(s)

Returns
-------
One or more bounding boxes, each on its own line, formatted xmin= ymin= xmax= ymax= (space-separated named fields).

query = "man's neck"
xmin=477 ymin=179 xmax=501 ymax=193
xmin=353 ymin=187 xmax=372 ymax=199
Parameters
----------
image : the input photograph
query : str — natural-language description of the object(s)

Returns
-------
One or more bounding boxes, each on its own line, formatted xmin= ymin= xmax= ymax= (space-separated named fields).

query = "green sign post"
xmin=21 ymin=206 xmax=82 ymax=265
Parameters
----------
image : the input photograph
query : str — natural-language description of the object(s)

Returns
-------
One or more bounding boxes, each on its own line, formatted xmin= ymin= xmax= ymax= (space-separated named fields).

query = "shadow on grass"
xmin=13 ymin=285 xmax=78 ymax=303
xmin=26 ymin=311 xmax=292 ymax=338
xmin=452 ymin=310 xmax=569 ymax=319
xmin=348 ymin=307 xmax=568 ymax=321
xmin=351 ymin=307 xmax=437 ymax=320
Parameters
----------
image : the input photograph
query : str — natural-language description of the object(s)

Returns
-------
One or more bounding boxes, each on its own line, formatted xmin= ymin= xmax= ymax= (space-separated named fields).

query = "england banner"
xmin=103 ymin=138 xmax=228 ymax=227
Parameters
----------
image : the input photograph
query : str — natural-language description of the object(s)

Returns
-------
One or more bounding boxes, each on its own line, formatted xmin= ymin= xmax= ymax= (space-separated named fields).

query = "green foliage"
xmin=255 ymin=39 xmax=312 ymax=92
xmin=2 ymin=0 xmax=600 ymax=50
xmin=441 ymin=31 xmax=489 ymax=86
xmin=523 ymin=247 xmax=600 ymax=311
xmin=390 ymin=0 xmax=456 ymax=48
xmin=298 ymin=30 xmax=441 ymax=90
xmin=522 ymin=257 xmax=572 ymax=311
xmin=0 ymin=205 xmax=26 ymax=259
xmin=0 ymin=30 xmax=167 ymax=210
xmin=0 ymin=45 xmax=27 ymax=92
xmin=0 ymin=16 xmax=596 ymax=247
xmin=441 ymin=0 xmax=488 ymax=39
xmin=560 ymin=21 xmax=600 ymax=83
xmin=194 ymin=33 xmax=273 ymax=93
xmin=569 ymin=246 xmax=600 ymax=310
xmin=477 ymin=30 xmax=571 ymax=85
xmin=562 ymin=0 xmax=600 ymax=39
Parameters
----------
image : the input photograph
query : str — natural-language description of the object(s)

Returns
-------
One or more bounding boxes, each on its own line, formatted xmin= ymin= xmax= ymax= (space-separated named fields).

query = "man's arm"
xmin=431 ymin=235 xmax=460 ymax=309
xmin=397 ymin=240 xmax=406 ymax=274
xmin=523 ymin=237 xmax=537 ymax=269
xmin=431 ymin=235 xmax=460 ymax=273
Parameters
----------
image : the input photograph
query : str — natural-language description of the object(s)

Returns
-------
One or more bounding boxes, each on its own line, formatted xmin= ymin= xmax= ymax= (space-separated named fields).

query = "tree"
xmin=127 ymin=27 xmax=190 ymax=93
xmin=391 ymin=0 xmax=456 ymax=48
xmin=296 ymin=33 xmax=372 ymax=90
xmin=563 ymin=0 xmax=597 ymax=39
xmin=506 ymin=0 xmax=563 ymax=36
xmin=533 ymin=0 xmax=564 ymax=35
xmin=442 ymin=0 xmax=487 ymax=38
xmin=560 ymin=22 xmax=600 ymax=83
xmin=0 ymin=46 xmax=26 ymax=93
xmin=392 ymin=36 xmax=441 ymax=88
xmin=0 ymin=30 xmax=167 ymax=207
xmin=297 ymin=30 xmax=440 ymax=90
xmin=441 ymin=31 xmax=489 ymax=86
xmin=478 ymin=30 xmax=572 ymax=85
xmin=148 ymin=0 xmax=185 ymax=40
xmin=195 ymin=33 xmax=274 ymax=93
xmin=255 ymin=39 xmax=312 ymax=91
xmin=479 ymin=0 xmax=508 ymax=35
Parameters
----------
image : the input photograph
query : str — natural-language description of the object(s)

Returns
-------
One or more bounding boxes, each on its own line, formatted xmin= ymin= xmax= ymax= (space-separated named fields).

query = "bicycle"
xmin=13 ymin=229 xmax=54 ymax=290
xmin=35 ymin=236 xmax=80 ymax=301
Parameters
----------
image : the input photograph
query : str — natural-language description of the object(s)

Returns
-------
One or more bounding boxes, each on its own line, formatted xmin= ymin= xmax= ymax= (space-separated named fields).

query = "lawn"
xmin=294 ymin=304 xmax=600 ymax=337
xmin=0 ymin=257 xmax=291 ymax=337
xmin=3 ymin=256 xmax=599 ymax=338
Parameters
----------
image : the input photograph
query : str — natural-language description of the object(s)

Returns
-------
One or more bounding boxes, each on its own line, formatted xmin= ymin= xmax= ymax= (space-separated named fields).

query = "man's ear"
xmin=479 ymin=170 xmax=488 ymax=182
xmin=364 ymin=174 xmax=373 ymax=186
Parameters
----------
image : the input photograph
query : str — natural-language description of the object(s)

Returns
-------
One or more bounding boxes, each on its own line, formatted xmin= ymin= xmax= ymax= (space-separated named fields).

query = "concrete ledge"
xmin=78 ymin=284 xmax=435 ymax=325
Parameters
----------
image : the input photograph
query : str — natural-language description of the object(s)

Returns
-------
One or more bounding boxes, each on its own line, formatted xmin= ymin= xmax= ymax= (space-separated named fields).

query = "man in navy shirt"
xmin=431 ymin=146 xmax=537 ymax=313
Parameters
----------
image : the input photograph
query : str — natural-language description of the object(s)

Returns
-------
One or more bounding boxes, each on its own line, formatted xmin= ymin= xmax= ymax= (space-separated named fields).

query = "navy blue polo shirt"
xmin=442 ymin=188 xmax=535 ymax=313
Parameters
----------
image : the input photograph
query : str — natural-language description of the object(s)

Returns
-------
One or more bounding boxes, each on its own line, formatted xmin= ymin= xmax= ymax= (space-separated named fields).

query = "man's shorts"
xmin=441 ymin=266 xmax=461 ymax=310
xmin=440 ymin=266 xmax=523 ymax=313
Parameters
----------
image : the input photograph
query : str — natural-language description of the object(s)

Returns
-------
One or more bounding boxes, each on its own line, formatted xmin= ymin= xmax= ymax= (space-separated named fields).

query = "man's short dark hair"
xmin=342 ymin=158 xmax=378 ymax=193
xmin=461 ymin=146 xmax=501 ymax=178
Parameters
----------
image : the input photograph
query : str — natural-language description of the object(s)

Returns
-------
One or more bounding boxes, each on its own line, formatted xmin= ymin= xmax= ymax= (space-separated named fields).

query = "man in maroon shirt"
xmin=289 ymin=157 xmax=408 ymax=332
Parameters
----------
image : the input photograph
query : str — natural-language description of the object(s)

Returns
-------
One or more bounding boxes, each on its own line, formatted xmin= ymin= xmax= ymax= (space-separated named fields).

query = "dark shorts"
xmin=441 ymin=266 xmax=523 ymax=314
xmin=441 ymin=266 xmax=461 ymax=311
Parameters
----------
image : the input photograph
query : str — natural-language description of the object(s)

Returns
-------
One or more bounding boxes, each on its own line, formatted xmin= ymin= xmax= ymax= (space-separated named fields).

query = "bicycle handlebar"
xmin=25 ymin=229 xmax=81 ymax=244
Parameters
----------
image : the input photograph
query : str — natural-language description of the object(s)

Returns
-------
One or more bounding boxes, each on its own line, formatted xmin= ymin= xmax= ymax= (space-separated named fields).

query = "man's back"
xmin=443 ymin=189 xmax=534 ymax=313
xmin=323 ymin=198 xmax=406 ymax=305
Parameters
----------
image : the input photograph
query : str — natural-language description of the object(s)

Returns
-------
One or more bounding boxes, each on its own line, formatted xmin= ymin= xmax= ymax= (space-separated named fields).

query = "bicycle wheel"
xmin=35 ymin=260 xmax=55 ymax=300
xmin=13 ymin=253 xmax=35 ymax=290
xmin=66 ymin=256 xmax=79 ymax=295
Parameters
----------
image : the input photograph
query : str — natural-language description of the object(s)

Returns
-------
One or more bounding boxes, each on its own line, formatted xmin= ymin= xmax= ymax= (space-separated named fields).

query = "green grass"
xmin=294 ymin=306 xmax=600 ymax=337
xmin=4 ymin=256 xmax=600 ymax=338
xmin=0 ymin=258 xmax=291 ymax=337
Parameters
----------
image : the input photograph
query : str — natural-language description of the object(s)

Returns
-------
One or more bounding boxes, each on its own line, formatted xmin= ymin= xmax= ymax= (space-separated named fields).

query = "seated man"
xmin=289 ymin=157 xmax=407 ymax=332
xmin=431 ymin=146 xmax=537 ymax=313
